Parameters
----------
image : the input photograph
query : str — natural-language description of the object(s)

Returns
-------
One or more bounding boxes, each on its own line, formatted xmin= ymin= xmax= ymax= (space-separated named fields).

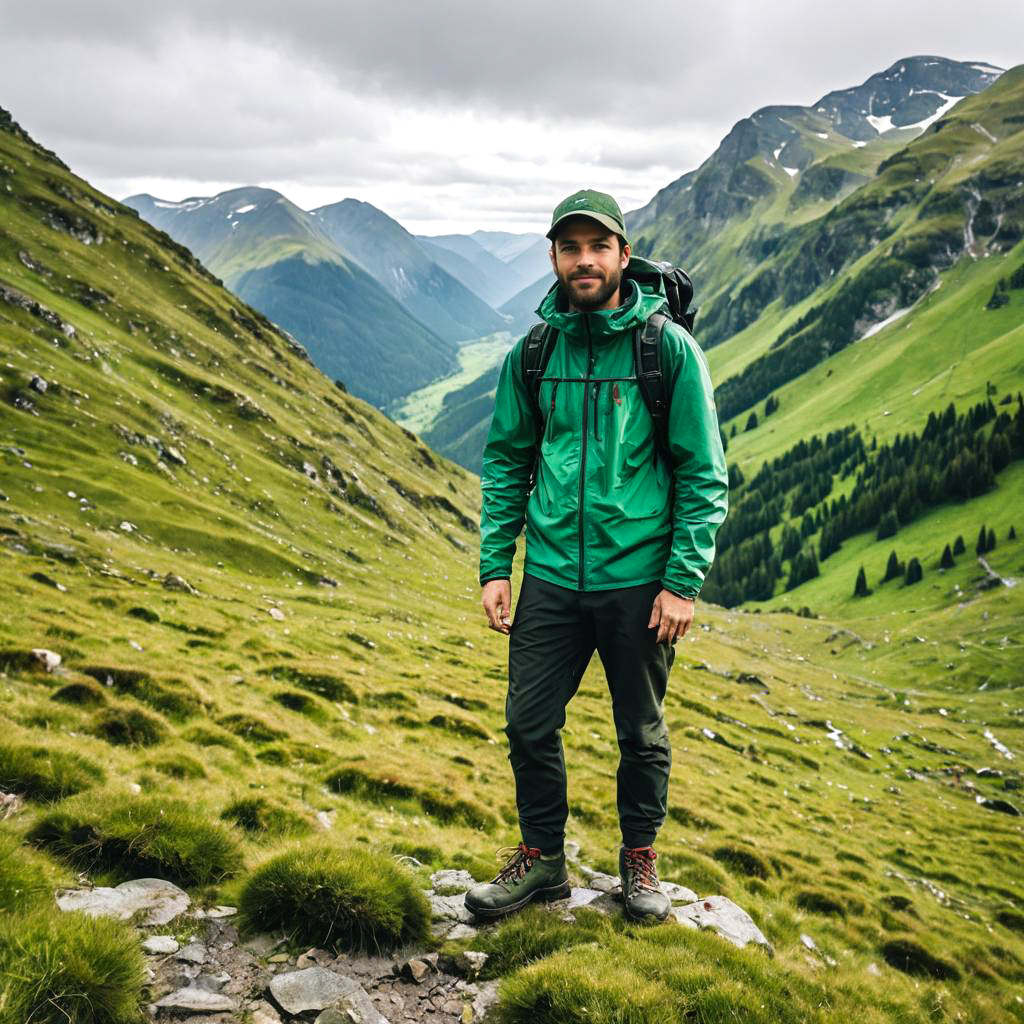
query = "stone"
xmin=268 ymin=953 xmax=291 ymax=963
xmin=142 ymin=936 xmax=179 ymax=955
xmin=161 ymin=444 xmax=187 ymax=466
xmin=175 ymin=942 xmax=207 ymax=964
xmin=564 ymin=840 xmax=582 ymax=861
xmin=586 ymin=873 xmax=621 ymax=894
xmin=296 ymin=948 xmax=331 ymax=969
xmin=250 ymin=1003 xmax=283 ymax=1024
xmin=154 ymin=986 xmax=236 ymax=1015
xmin=244 ymin=933 xmax=286 ymax=956
xmin=56 ymin=878 xmax=189 ymax=926
xmin=456 ymin=952 xmax=488 ymax=979
xmin=429 ymin=892 xmax=475 ymax=924
xmin=402 ymin=957 xmax=434 ymax=983
xmin=29 ymin=374 xmax=47 ymax=394
xmin=30 ymin=648 xmax=61 ymax=672
xmin=195 ymin=904 xmax=237 ymax=919
xmin=671 ymin=895 xmax=773 ymax=953
xmin=163 ymin=572 xmax=198 ymax=595
xmin=661 ymin=881 xmax=699 ymax=903
xmin=566 ymin=887 xmax=602 ymax=910
xmin=471 ymin=980 xmax=499 ymax=1020
xmin=445 ymin=923 xmax=478 ymax=941
xmin=269 ymin=966 xmax=361 ymax=1017
xmin=194 ymin=971 xmax=231 ymax=992
xmin=430 ymin=869 xmax=476 ymax=895
xmin=268 ymin=606 xmax=285 ymax=620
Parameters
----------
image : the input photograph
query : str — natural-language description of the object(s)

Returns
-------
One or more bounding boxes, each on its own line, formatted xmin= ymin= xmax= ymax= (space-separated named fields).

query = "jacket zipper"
xmin=578 ymin=317 xmax=593 ymax=590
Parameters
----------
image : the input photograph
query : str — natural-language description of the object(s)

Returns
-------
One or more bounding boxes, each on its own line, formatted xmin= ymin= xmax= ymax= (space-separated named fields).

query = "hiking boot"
xmin=463 ymin=842 xmax=570 ymax=920
xmin=619 ymin=845 xmax=671 ymax=923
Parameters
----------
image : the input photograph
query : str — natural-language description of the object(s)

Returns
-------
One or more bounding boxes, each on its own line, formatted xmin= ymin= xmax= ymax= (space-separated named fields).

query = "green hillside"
xmin=2 ymin=101 xmax=1024 ymax=1024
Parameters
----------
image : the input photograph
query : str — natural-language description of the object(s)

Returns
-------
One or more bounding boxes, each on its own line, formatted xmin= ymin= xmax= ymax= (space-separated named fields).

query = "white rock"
xmin=586 ymin=873 xmax=621 ymax=894
xmin=430 ymin=892 xmax=475 ymax=923
xmin=671 ymin=895 xmax=773 ymax=952
xmin=661 ymin=881 xmax=699 ymax=903
xmin=154 ymin=986 xmax=236 ymax=1014
xmin=268 ymin=607 xmax=285 ymax=620
xmin=31 ymin=648 xmax=61 ymax=672
xmin=56 ymin=878 xmax=189 ymax=926
xmin=430 ymin=869 xmax=476 ymax=895
xmin=800 ymin=933 xmax=817 ymax=951
xmin=142 ymin=936 xmax=179 ymax=955
xmin=566 ymin=887 xmax=602 ymax=909
xmin=176 ymin=942 xmax=207 ymax=964
xmin=445 ymin=923 xmax=478 ymax=941
xmin=195 ymin=905 xmax=237 ymax=919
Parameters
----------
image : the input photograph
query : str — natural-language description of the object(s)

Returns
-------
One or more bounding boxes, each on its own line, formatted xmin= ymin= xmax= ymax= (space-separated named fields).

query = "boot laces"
xmin=492 ymin=842 xmax=540 ymax=886
xmin=624 ymin=846 xmax=660 ymax=894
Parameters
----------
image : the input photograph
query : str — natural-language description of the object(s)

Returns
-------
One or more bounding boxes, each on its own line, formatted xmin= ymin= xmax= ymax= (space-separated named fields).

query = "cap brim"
xmin=546 ymin=211 xmax=628 ymax=244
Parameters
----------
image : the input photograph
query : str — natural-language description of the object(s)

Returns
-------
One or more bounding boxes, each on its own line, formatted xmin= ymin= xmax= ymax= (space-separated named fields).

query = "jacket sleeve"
xmin=660 ymin=324 xmax=729 ymax=599
xmin=479 ymin=339 xmax=536 ymax=585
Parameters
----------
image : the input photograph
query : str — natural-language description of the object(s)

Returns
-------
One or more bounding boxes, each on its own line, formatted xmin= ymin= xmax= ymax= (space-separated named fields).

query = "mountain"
xmin=626 ymin=56 xmax=1003 ymax=336
xmin=310 ymin=198 xmax=506 ymax=343
xmin=470 ymin=229 xmax=545 ymax=262
xmin=1 ymin=103 xmax=1023 ymax=1024
xmin=499 ymin=269 xmax=555 ymax=333
xmin=124 ymin=187 xmax=456 ymax=409
xmin=419 ymin=231 xmax=547 ymax=307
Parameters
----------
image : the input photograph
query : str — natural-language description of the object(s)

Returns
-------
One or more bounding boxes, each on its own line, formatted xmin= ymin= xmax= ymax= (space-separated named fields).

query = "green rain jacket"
xmin=479 ymin=258 xmax=728 ymax=598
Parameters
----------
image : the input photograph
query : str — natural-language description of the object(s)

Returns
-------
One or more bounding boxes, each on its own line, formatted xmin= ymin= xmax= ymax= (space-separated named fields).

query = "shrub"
xmin=0 ymin=833 xmax=51 ymax=913
xmin=239 ymin=844 xmax=430 ymax=952
xmin=0 ymin=909 xmax=144 ymax=1024
xmin=0 ymin=743 xmax=104 ymax=801
xmin=91 ymin=704 xmax=168 ymax=746
xmin=221 ymin=796 xmax=312 ymax=840
xmin=27 ymin=795 xmax=243 ymax=886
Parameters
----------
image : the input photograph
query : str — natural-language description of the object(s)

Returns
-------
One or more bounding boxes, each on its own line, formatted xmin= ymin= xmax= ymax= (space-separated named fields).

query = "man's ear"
xmin=548 ymin=245 xmax=557 ymax=272
xmin=620 ymin=242 xmax=631 ymax=269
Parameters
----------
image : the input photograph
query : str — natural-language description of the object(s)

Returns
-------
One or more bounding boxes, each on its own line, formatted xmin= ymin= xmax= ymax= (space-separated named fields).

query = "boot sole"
xmin=465 ymin=880 xmax=571 ymax=920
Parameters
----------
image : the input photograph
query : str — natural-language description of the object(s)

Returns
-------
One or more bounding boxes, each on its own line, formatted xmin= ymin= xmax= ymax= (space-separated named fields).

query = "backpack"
xmin=520 ymin=258 xmax=696 ymax=483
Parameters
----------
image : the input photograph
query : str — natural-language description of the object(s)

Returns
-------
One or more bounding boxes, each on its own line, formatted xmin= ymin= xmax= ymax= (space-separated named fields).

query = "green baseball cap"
xmin=546 ymin=189 xmax=629 ymax=245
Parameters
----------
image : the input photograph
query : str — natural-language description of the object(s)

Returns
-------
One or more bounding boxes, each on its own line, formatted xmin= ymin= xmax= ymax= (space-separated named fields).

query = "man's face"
xmin=549 ymin=216 xmax=630 ymax=312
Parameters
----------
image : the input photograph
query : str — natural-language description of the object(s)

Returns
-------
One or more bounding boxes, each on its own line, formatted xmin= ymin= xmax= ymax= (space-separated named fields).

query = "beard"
xmin=560 ymin=265 xmax=623 ymax=311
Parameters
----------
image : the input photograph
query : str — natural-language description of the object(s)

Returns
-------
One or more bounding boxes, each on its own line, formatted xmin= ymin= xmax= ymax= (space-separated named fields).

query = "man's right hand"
xmin=482 ymin=579 xmax=512 ymax=635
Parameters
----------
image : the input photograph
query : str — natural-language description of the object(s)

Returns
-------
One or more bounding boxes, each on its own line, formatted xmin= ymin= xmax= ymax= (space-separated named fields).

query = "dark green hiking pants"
xmin=505 ymin=573 xmax=674 ymax=853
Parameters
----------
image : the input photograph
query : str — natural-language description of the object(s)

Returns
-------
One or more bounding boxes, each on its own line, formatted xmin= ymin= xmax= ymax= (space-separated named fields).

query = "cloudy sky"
xmin=2 ymin=1 xmax=1022 ymax=234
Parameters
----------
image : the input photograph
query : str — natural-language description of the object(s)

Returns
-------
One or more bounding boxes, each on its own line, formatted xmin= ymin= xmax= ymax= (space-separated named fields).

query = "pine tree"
xmin=905 ymin=557 xmax=923 ymax=585
xmin=1010 ymin=525 xmax=1017 ymax=541
xmin=877 ymin=510 xmax=899 ymax=540
xmin=976 ymin=524 xmax=988 ymax=555
xmin=987 ymin=527 xmax=997 ymax=551
xmin=953 ymin=534 xmax=965 ymax=556
xmin=854 ymin=566 xmax=870 ymax=597
xmin=730 ymin=423 xmax=737 ymax=438
xmin=883 ymin=550 xmax=902 ymax=583
xmin=745 ymin=411 xmax=759 ymax=432
xmin=940 ymin=544 xmax=954 ymax=569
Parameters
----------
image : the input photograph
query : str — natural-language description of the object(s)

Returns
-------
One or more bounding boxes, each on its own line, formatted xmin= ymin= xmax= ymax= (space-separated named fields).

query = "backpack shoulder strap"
xmin=633 ymin=311 xmax=672 ymax=468
xmin=520 ymin=323 xmax=557 ymax=490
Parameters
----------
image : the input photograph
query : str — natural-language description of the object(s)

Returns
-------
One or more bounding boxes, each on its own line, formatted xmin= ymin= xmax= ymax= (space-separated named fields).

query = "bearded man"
xmin=467 ymin=189 xmax=728 ymax=923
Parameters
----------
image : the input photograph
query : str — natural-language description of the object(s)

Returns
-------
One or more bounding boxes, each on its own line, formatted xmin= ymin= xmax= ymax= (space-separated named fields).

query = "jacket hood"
xmin=536 ymin=256 xmax=668 ymax=343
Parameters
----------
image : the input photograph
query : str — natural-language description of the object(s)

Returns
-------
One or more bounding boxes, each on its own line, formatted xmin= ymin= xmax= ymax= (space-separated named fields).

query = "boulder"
xmin=154 ymin=986 xmax=236 ymax=1015
xmin=55 ymin=877 xmax=189 ymax=926
xmin=671 ymin=895 xmax=772 ymax=953
xmin=142 ymin=936 xmax=180 ymax=955
xmin=30 ymin=648 xmax=61 ymax=672
xmin=269 ymin=966 xmax=364 ymax=1019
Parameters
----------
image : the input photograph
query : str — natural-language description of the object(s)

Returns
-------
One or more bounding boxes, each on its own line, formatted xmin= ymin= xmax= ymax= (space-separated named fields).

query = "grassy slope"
xmin=0 ymin=114 xmax=1023 ymax=1022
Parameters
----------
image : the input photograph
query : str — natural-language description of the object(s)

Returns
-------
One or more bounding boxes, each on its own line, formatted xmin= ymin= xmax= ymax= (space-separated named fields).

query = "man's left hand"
xmin=648 ymin=590 xmax=694 ymax=645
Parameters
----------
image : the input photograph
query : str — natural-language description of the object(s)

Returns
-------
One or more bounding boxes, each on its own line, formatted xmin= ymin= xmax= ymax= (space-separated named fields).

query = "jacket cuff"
xmin=662 ymin=581 xmax=699 ymax=600
xmin=480 ymin=574 xmax=511 ymax=587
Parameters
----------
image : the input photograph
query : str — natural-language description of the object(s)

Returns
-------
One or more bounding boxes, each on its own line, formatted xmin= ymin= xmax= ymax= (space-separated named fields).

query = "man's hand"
xmin=648 ymin=589 xmax=694 ymax=645
xmin=482 ymin=579 xmax=512 ymax=635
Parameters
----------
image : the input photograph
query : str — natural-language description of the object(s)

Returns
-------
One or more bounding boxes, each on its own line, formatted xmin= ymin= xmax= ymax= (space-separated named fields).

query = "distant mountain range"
xmin=124 ymin=191 xmax=548 ymax=409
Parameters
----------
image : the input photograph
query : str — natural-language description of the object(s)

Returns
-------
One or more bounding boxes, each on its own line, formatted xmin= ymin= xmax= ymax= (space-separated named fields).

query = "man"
xmin=465 ymin=189 xmax=728 ymax=924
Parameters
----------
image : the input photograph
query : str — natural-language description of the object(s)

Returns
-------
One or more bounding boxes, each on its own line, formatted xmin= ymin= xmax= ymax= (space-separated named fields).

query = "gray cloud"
xmin=1 ymin=0 xmax=1021 ymax=232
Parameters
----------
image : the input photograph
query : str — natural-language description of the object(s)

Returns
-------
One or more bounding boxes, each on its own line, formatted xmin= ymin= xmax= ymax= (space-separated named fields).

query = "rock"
xmin=250 ymin=1002 xmax=283 ymax=1024
xmin=430 ymin=869 xmax=476 ymax=895
xmin=586 ymin=873 xmax=621 ymax=894
xmin=161 ymin=444 xmax=187 ymax=466
xmin=0 ymin=792 xmax=23 ymax=819
xmin=163 ymin=572 xmax=198 ymax=595
xmin=269 ymin=966 xmax=362 ymax=1018
xmin=142 ymin=936 xmax=179 ymax=955
xmin=566 ymin=887 xmax=602 ymax=910
xmin=268 ymin=953 xmax=291 ymax=964
xmin=194 ymin=971 xmax=231 ymax=992
xmin=470 ymin=980 xmax=499 ymax=1021
xmin=29 ymin=374 xmax=47 ymax=394
xmin=268 ymin=607 xmax=285 ymax=620
xmin=866 ymin=962 xmax=882 ymax=977
xmin=671 ymin=896 xmax=773 ymax=953
xmin=571 ymin=891 xmax=621 ymax=916
xmin=296 ymin=948 xmax=331 ymax=969
xmin=976 ymin=795 xmax=1020 ymax=816
xmin=30 ymin=648 xmax=61 ymax=672
xmin=154 ymin=986 xmax=236 ymax=1015
xmin=402 ymin=957 xmax=435 ymax=983
xmin=564 ymin=840 xmax=582 ymax=861
xmin=56 ymin=878 xmax=189 ymax=926
xmin=800 ymin=933 xmax=817 ymax=951
xmin=661 ymin=881 xmax=699 ymax=903
xmin=243 ymin=933 xmax=286 ymax=957
xmin=195 ymin=904 xmax=237 ymax=919
xmin=430 ymin=892 xmax=475 ymax=923
xmin=175 ymin=942 xmax=207 ymax=964
xmin=444 ymin=923 xmax=478 ymax=941
xmin=456 ymin=952 xmax=488 ymax=979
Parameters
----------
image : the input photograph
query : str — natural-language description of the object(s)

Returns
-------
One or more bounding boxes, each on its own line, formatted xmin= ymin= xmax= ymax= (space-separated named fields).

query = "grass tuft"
xmin=91 ymin=704 xmax=168 ymax=747
xmin=51 ymin=680 xmax=108 ymax=706
xmin=0 ymin=833 xmax=52 ymax=912
xmin=221 ymin=796 xmax=313 ymax=839
xmin=238 ymin=843 xmax=430 ymax=952
xmin=0 ymin=908 xmax=144 ymax=1024
xmin=712 ymin=844 xmax=770 ymax=879
xmin=27 ymin=794 xmax=244 ymax=886
xmin=0 ymin=743 xmax=104 ymax=801
xmin=794 ymin=889 xmax=847 ymax=917
xmin=880 ymin=937 xmax=961 ymax=980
